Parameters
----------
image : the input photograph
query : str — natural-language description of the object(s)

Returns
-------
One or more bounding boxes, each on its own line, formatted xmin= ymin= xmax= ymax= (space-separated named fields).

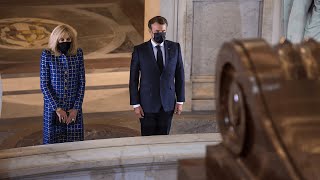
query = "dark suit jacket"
xmin=129 ymin=40 xmax=185 ymax=113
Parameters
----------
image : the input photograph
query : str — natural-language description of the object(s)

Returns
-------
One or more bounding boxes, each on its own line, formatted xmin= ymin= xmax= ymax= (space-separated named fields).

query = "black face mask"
xmin=153 ymin=32 xmax=166 ymax=44
xmin=57 ymin=42 xmax=71 ymax=54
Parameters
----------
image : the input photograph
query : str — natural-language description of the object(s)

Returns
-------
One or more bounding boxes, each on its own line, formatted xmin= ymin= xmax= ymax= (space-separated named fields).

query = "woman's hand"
xmin=66 ymin=109 xmax=78 ymax=125
xmin=56 ymin=108 xmax=67 ymax=123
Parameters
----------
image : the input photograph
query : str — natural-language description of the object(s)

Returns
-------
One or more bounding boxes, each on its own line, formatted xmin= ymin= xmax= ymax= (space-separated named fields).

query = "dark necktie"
xmin=156 ymin=45 xmax=164 ymax=73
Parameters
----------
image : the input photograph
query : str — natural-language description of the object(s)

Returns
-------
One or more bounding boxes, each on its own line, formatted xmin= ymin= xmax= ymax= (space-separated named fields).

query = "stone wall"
xmin=261 ymin=0 xmax=283 ymax=44
xmin=189 ymin=0 xmax=262 ymax=111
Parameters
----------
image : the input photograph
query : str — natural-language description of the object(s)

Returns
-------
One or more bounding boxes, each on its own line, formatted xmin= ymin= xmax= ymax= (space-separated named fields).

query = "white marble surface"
xmin=2 ymin=88 xmax=132 ymax=118
xmin=192 ymin=75 xmax=215 ymax=100
xmin=2 ymin=71 xmax=129 ymax=92
xmin=191 ymin=0 xmax=261 ymax=76
xmin=192 ymin=100 xmax=216 ymax=111
xmin=239 ymin=1 xmax=261 ymax=38
xmin=182 ymin=0 xmax=261 ymax=111
xmin=0 ymin=133 xmax=221 ymax=179
xmin=191 ymin=75 xmax=215 ymax=111
xmin=261 ymin=0 xmax=282 ymax=44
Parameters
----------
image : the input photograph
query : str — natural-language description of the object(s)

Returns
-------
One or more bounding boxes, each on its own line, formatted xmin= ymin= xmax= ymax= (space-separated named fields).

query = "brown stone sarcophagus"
xmin=179 ymin=39 xmax=320 ymax=180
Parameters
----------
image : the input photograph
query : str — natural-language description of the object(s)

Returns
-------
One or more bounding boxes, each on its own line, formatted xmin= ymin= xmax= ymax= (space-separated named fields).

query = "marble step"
xmin=1 ymin=71 xmax=131 ymax=118
xmin=2 ymin=71 xmax=130 ymax=92
xmin=1 ymin=88 xmax=132 ymax=118
xmin=0 ymin=111 xmax=218 ymax=149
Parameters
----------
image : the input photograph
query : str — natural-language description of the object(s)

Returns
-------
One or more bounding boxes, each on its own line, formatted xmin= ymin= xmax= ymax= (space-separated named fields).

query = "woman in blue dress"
xmin=40 ymin=25 xmax=86 ymax=144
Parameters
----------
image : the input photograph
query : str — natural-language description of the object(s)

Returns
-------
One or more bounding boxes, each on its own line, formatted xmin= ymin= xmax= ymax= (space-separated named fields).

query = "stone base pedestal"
xmin=178 ymin=158 xmax=206 ymax=180
xmin=191 ymin=76 xmax=215 ymax=111
xmin=0 ymin=133 xmax=221 ymax=180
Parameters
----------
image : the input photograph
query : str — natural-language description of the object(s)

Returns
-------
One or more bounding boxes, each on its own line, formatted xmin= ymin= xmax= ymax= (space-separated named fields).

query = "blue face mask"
xmin=153 ymin=32 xmax=166 ymax=43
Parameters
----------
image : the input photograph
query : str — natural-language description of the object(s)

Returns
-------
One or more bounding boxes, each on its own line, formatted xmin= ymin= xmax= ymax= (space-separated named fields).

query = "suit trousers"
xmin=140 ymin=107 xmax=174 ymax=136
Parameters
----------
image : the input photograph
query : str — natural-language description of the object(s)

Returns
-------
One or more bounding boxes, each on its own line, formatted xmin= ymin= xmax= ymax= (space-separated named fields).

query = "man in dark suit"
xmin=129 ymin=16 xmax=185 ymax=136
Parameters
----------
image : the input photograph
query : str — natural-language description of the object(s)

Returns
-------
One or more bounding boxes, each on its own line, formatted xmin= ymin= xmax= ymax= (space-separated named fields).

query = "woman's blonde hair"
xmin=48 ymin=25 xmax=78 ymax=56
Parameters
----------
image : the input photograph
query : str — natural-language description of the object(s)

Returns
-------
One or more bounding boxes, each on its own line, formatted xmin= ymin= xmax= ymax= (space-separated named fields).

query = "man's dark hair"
xmin=148 ymin=16 xmax=168 ymax=29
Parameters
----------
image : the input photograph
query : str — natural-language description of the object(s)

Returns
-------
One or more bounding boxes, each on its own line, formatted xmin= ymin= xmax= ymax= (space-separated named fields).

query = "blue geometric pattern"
xmin=40 ymin=48 xmax=86 ymax=144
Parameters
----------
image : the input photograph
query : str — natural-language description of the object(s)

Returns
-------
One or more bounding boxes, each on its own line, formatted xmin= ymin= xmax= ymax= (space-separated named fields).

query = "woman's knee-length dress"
xmin=40 ymin=48 xmax=86 ymax=144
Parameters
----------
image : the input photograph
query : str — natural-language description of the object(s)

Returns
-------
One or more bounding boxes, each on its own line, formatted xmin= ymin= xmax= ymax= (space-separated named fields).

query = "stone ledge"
xmin=0 ymin=133 xmax=221 ymax=179
xmin=192 ymin=100 xmax=216 ymax=111
xmin=191 ymin=75 xmax=215 ymax=83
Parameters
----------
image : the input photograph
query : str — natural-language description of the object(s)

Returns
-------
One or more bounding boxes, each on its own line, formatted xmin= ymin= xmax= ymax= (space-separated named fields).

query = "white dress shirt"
xmin=133 ymin=39 xmax=183 ymax=109
xmin=151 ymin=39 xmax=165 ymax=66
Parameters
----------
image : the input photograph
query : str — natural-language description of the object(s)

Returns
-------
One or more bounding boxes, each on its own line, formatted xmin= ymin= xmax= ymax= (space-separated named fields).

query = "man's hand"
xmin=56 ymin=108 xmax=67 ymax=123
xmin=66 ymin=109 xmax=78 ymax=125
xmin=175 ymin=103 xmax=183 ymax=115
xmin=134 ymin=106 xmax=144 ymax=118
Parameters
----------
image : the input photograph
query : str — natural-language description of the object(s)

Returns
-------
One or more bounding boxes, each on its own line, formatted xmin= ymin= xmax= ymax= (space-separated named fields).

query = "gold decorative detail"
xmin=0 ymin=18 xmax=76 ymax=49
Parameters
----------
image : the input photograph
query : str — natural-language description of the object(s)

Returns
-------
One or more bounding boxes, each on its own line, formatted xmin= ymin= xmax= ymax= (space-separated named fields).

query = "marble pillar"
xmin=144 ymin=0 xmax=180 ymax=44
xmin=144 ymin=0 xmax=160 ymax=41
xmin=186 ymin=0 xmax=262 ymax=111
xmin=261 ymin=0 xmax=283 ymax=44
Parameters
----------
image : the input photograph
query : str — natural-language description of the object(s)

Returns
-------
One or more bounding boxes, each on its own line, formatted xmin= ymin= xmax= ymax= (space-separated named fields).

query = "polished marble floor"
xmin=0 ymin=0 xmax=143 ymax=69
xmin=0 ymin=110 xmax=217 ymax=149
xmin=0 ymin=70 xmax=218 ymax=149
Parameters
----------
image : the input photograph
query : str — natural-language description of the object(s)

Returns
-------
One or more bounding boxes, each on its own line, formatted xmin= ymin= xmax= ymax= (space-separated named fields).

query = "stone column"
xmin=261 ymin=0 xmax=283 ymax=44
xmin=185 ymin=0 xmax=262 ymax=111
xmin=144 ymin=0 xmax=180 ymax=42
xmin=144 ymin=0 xmax=160 ymax=41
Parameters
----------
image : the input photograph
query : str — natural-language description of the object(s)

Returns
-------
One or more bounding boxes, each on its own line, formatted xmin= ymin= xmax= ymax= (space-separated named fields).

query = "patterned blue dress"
xmin=40 ymin=48 xmax=86 ymax=144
